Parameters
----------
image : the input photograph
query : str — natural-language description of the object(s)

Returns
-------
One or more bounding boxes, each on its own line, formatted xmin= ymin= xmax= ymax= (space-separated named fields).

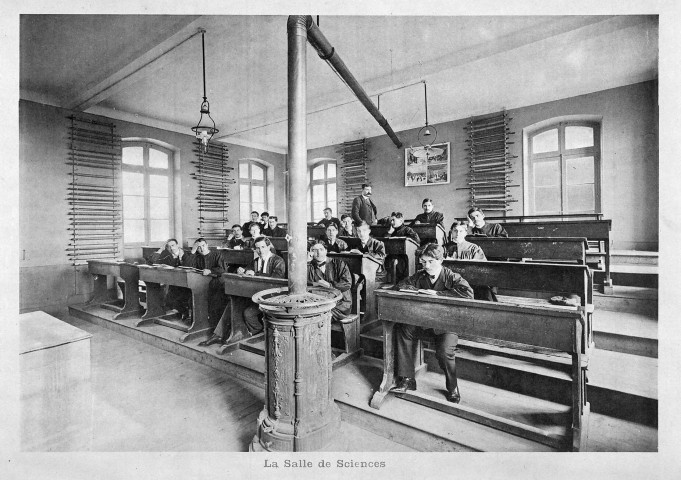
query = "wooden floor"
xmin=48 ymin=311 xmax=413 ymax=452
xmin=49 ymin=307 xmax=656 ymax=452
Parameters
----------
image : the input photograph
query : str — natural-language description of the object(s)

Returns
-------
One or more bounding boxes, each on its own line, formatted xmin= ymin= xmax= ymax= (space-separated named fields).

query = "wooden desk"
xmin=307 ymin=225 xmax=327 ymax=240
xmin=344 ymin=237 xmax=419 ymax=284
xmin=268 ymin=236 xmax=289 ymax=253
xmin=218 ymin=248 xmax=256 ymax=268
xmin=485 ymin=213 xmax=604 ymax=222
xmin=370 ymin=291 xmax=589 ymax=451
xmin=86 ymin=260 xmax=142 ymax=320
xmin=442 ymin=259 xmax=594 ymax=351
xmin=465 ymin=236 xmax=588 ymax=264
xmin=371 ymin=224 xmax=446 ymax=245
xmin=217 ymin=273 xmax=288 ymax=355
xmin=328 ymin=252 xmax=381 ymax=327
xmin=136 ymin=266 xmax=213 ymax=343
xmin=497 ymin=219 xmax=612 ymax=291
xmin=20 ymin=311 xmax=92 ymax=451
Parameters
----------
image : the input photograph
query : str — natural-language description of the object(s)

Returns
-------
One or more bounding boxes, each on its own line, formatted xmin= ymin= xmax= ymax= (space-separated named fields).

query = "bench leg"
xmin=370 ymin=321 xmax=395 ymax=409
xmin=340 ymin=318 xmax=359 ymax=355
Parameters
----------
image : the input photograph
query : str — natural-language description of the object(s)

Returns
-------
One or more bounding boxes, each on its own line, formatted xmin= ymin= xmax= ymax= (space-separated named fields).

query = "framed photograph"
xmin=404 ymin=142 xmax=450 ymax=186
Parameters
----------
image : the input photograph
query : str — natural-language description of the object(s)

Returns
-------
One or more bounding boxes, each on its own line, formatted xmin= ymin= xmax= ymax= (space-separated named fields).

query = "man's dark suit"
xmin=351 ymin=194 xmax=378 ymax=225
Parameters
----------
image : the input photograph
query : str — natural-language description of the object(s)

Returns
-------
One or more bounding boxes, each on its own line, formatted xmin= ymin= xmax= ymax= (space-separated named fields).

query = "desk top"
xmin=20 ymin=311 xmax=92 ymax=355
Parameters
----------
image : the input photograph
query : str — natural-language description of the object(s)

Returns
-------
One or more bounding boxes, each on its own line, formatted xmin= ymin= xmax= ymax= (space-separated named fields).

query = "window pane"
xmin=251 ymin=164 xmax=264 ymax=181
xmin=327 ymin=183 xmax=337 ymax=203
xmin=533 ymin=159 xmax=560 ymax=187
xmin=565 ymin=126 xmax=594 ymax=150
xmin=240 ymin=203 xmax=250 ymax=223
xmin=122 ymin=147 xmax=143 ymax=166
xmin=313 ymin=203 xmax=325 ymax=219
xmin=240 ymin=184 xmax=250 ymax=204
xmin=327 ymin=162 xmax=336 ymax=179
xmin=124 ymin=219 xmax=145 ymax=243
xmin=312 ymin=164 xmax=325 ymax=180
xmin=123 ymin=195 xmax=144 ymax=219
xmin=122 ymin=171 xmax=144 ymax=194
xmin=534 ymin=187 xmax=561 ymax=213
xmin=312 ymin=184 xmax=325 ymax=203
xmin=566 ymin=156 xmax=595 ymax=185
xmin=149 ymin=149 xmax=168 ymax=169
xmin=149 ymin=199 xmax=169 ymax=219
xmin=150 ymin=219 xmax=169 ymax=242
xmin=252 ymin=203 xmax=265 ymax=215
xmin=252 ymin=185 xmax=265 ymax=204
xmin=532 ymin=129 xmax=558 ymax=154
xmin=149 ymin=175 xmax=168 ymax=197
xmin=239 ymin=162 xmax=249 ymax=179
xmin=567 ymin=184 xmax=595 ymax=213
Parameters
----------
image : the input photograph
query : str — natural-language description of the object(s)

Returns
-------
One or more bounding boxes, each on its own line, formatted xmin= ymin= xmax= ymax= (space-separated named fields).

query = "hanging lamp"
xmin=191 ymin=28 xmax=219 ymax=152
xmin=412 ymin=81 xmax=443 ymax=159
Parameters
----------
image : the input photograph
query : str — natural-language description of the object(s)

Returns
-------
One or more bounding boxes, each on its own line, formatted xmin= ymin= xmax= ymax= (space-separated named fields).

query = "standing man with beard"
xmin=351 ymin=184 xmax=378 ymax=225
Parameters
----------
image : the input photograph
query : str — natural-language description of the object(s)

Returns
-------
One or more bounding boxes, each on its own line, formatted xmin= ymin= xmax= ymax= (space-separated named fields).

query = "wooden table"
xmin=86 ymin=260 xmax=142 ymax=320
xmin=369 ymin=290 xmax=589 ymax=451
xmin=136 ymin=266 xmax=213 ymax=343
xmin=20 ymin=311 xmax=93 ymax=451
xmin=217 ymin=273 xmax=289 ymax=355
xmin=465 ymin=236 xmax=588 ymax=264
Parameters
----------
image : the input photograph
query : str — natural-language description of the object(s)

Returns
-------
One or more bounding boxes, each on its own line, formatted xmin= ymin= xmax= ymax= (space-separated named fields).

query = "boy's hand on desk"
xmin=236 ymin=267 xmax=246 ymax=274
xmin=349 ymin=249 xmax=361 ymax=254
xmin=202 ymin=269 xmax=211 ymax=276
xmin=245 ymin=270 xmax=255 ymax=276
xmin=315 ymin=279 xmax=331 ymax=288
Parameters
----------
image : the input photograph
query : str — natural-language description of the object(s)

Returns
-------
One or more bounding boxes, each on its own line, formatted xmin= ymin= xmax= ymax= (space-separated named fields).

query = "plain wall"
xmin=310 ymin=80 xmax=658 ymax=251
xmin=19 ymin=100 xmax=285 ymax=313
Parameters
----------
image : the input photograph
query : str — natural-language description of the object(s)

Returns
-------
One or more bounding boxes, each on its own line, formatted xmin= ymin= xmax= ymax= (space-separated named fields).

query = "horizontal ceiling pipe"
xmin=303 ymin=16 xmax=403 ymax=149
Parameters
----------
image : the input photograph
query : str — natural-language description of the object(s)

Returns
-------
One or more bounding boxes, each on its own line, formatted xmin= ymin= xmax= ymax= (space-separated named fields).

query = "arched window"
xmin=239 ymin=159 xmax=268 ymax=221
xmin=309 ymin=159 xmax=337 ymax=222
xmin=527 ymin=121 xmax=601 ymax=214
xmin=122 ymin=141 xmax=175 ymax=245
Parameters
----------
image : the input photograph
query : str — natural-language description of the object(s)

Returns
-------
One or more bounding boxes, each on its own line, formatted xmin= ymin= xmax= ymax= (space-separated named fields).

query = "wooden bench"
xmin=492 ymin=219 xmax=612 ymax=292
xmin=136 ymin=266 xmax=214 ymax=343
xmin=86 ymin=260 xmax=142 ymax=320
xmin=218 ymin=272 xmax=364 ymax=367
xmin=371 ymin=224 xmax=447 ymax=246
xmin=342 ymin=236 xmax=419 ymax=284
xmin=465 ymin=236 xmax=588 ymax=264
xmin=369 ymin=290 xmax=589 ymax=451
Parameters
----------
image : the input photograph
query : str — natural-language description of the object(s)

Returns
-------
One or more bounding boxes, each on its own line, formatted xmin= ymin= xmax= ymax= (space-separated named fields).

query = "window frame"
xmin=121 ymin=141 xmax=175 ymax=246
xmin=527 ymin=121 xmax=602 ymax=215
xmin=308 ymin=159 xmax=338 ymax=222
xmin=238 ymin=159 xmax=269 ymax=222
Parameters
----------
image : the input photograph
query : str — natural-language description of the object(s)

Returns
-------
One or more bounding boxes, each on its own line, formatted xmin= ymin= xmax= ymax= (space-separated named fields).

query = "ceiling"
xmin=20 ymin=15 xmax=658 ymax=153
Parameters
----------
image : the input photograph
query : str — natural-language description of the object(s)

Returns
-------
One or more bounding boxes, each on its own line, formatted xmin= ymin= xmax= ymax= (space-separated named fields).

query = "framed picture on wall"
xmin=404 ymin=142 xmax=450 ymax=187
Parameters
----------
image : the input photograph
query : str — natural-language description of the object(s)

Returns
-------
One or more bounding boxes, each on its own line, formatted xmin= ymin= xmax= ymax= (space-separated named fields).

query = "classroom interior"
xmin=15 ymin=13 xmax=661 ymax=457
